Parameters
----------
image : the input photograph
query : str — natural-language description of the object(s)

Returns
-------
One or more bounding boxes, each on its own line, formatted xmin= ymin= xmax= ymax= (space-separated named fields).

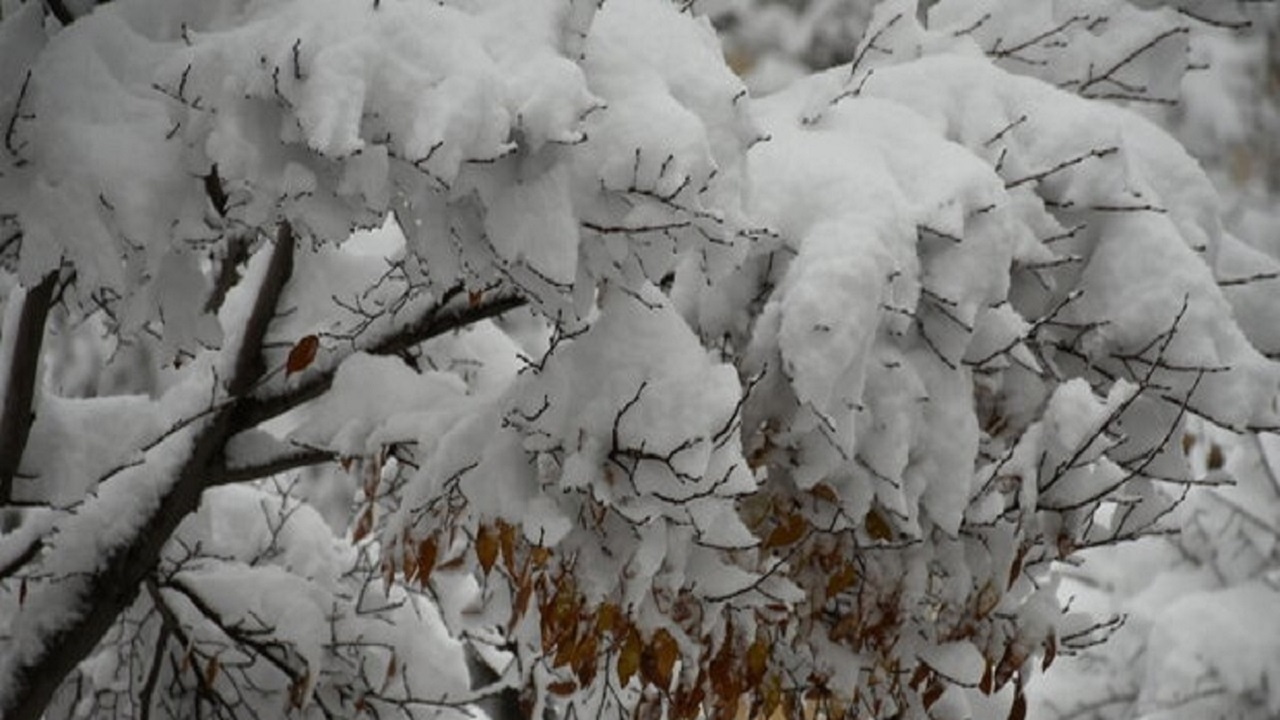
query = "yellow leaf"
xmin=865 ymin=508 xmax=893 ymax=541
xmin=618 ymin=628 xmax=642 ymax=686
xmin=746 ymin=636 xmax=769 ymax=686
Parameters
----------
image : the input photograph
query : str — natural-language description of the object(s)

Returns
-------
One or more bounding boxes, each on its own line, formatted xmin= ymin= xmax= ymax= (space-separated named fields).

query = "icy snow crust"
xmin=2 ymin=0 xmax=1279 ymax=717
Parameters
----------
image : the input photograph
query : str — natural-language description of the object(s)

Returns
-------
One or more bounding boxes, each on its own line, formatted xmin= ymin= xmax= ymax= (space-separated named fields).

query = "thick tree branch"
xmin=41 ymin=0 xmax=75 ymax=26
xmin=230 ymin=289 xmax=526 ymax=430
xmin=210 ymin=443 xmax=335 ymax=486
xmin=0 ymin=225 xmax=295 ymax=720
xmin=0 ymin=271 xmax=57 ymax=506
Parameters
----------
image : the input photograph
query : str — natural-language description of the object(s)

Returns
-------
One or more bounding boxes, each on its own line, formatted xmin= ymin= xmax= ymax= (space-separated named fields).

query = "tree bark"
xmin=0 ymin=228 xmax=294 ymax=720
xmin=0 ymin=271 xmax=57 ymax=509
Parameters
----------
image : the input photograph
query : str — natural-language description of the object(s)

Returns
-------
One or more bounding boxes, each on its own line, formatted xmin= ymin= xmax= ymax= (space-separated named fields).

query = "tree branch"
xmin=0 ymin=271 xmax=58 ymax=506
xmin=210 ymin=443 xmax=335 ymax=486
xmin=229 ymin=289 xmax=526 ymax=430
xmin=41 ymin=0 xmax=76 ymax=26
xmin=0 ymin=225 xmax=295 ymax=720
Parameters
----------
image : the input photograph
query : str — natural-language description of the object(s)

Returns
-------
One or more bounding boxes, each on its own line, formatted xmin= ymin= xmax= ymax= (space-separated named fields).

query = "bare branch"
xmin=0 ymin=271 xmax=58 ymax=506
xmin=230 ymin=288 xmax=525 ymax=430
xmin=0 ymin=224 xmax=296 ymax=720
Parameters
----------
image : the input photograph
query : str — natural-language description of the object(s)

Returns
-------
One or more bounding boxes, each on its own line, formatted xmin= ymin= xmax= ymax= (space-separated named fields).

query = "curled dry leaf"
xmin=285 ymin=334 xmax=320 ymax=377
xmin=865 ymin=508 xmax=894 ymax=541
xmin=763 ymin=512 xmax=807 ymax=550
xmin=476 ymin=525 xmax=499 ymax=575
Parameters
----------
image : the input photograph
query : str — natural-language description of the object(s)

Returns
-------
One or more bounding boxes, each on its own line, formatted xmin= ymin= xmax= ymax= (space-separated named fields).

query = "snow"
xmin=1144 ymin=582 xmax=1280 ymax=715
xmin=15 ymin=394 xmax=159 ymax=505
xmin=918 ymin=641 xmax=986 ymax=686
xmin=483 ymin=165 xmax=579 ymax=286
xmin=5 ymin=0 xmax=1280 ymax=717
xmin=0 ymin=409 xmax=203 ymax=708
xmin=289 ymin=352 xmax=469 ymax=457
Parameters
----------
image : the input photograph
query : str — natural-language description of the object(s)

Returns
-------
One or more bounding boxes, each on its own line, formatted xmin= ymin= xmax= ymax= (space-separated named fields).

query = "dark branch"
xmin=210 ymin=443 xmax=335 ymax=486
xmin=0 ymin=224 xmax=295 ymax=720
xmin=229 ymin=289 xmax=526 ymax=430
xmin=0 ymin=271 xmax=58 ymax=506
xmin=41 ymin=0 xmax=75 ymax=25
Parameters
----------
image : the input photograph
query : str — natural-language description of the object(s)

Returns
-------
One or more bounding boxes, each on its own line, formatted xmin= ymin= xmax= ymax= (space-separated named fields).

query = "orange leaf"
xmin=596 ymin=603 xmax=620 ymax=635
xmin=553 ymin=630 xmax=578 ymax=668
xmin=1008 ymin=544 xmax=1029 ymax=590
xmin=468 ymin=290 xmax=484 ymax=308
xmin=289 ymin=671 xmax=311 ymax=709
xmin=922 ymin=680 xmax=945 ymax=709
xmin=439 ymin=554 xmax=467 ymax=571
xmin=826 ymin=562 xmax=857 ymax=598
xmin=864 ymin=508 xmax=893 ymax=541
xmin=530 ymin=546 xmax=552 ymax=567
xmin=809 ymin=483 xmax=839 ymax=504
xmin=746 ymin=636 xmax=769 ymax=686
xmin=204 ymin=656 xmax=221 ymax=686
xmin=760 ymin=675 xmax=782 ymax=718
xmin=1207 ymin=443 xmax=1225 ymax=470
xmin=1008 ymin=691 xmax=1027 ymax=720
xmin=353 ymin=506 xmax=374 ymax=543
xmin=476 ymin=526 xmax=499 ymax=575
xmin=1042 ymin=633 xmax=1057 ymax=671
xmin=708 ymin=637 xmax=738 ymax=699
xmin=641 ymin=628 xmax=679 ymax=691
xmin=763 ymin=512 xmax=807 ymax=550
xmin=548 ymin=680 xmax=577 ymax=696
xmin=498 ymin=520 xmax=518 ymax=573
xmin=417 ymin=537 xmax=438 ymax=587
xmin=712 ymin=695 xmax=739 ymax=720
xmin=617 ymin=628 xmax=642 ymax=686
xmin=285 ymin=334 xmax=320 ymax=377
xmin=979 ymin=659 xmax=995 ymax=695
xmin=573 ymin=631 xmax=599 ymax=685
xmin=511 ymin=578 xmax=534 ymax=629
